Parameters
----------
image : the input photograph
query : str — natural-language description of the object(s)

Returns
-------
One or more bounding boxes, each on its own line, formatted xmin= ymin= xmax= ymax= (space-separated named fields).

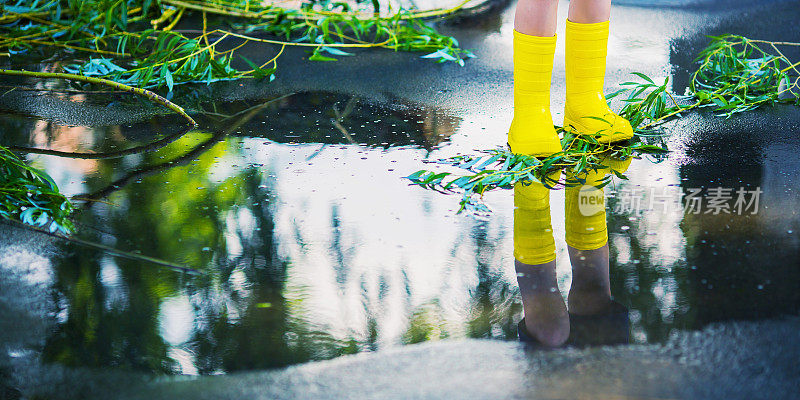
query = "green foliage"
xmin=0 ymin=0 xmax=474 ymax=94
xmin=611 ymin=73 xmax=680 ymax=134
xmin=0 ymin=147 xmax=74 ymax=233
xmin=61 ymin=32 xmax=242 ymax=91
xmin=690 ymin=34 xmax=800 ymax=116
xmin=406 ymin=33 xmax=800 ymax=216
xmin=405 ymin=72 xmax=673 ymax=215
xmin=234 ymin=0 xmax=474 ymax=63
xmin=406 ymin=134 xmax=667 ymax=216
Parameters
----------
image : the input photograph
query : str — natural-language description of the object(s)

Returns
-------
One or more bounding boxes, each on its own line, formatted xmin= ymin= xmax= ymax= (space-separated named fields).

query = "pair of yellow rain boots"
xmin=514 ymin=156 xmax=632 ymax=263
xmin=508 ymin=20 xmax=633 ymax=157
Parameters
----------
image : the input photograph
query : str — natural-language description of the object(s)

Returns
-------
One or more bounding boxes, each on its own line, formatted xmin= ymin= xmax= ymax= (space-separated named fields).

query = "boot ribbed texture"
xmin=514 ymin=175 xmax=558 ymax=264
xmin=508 ymin=31 xmax=562 ymax=157
xmin=564 ymin=20 xmax=633 ymax=143
xmin=565 ymin=169 xmax=607 ymax=251
xmin=565 ymin=156 xmax=631 ymax=250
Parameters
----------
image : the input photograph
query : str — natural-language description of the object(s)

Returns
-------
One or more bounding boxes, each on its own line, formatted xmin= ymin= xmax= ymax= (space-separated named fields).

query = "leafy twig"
xmin=406 ymin=35 xmax=800 ymax=216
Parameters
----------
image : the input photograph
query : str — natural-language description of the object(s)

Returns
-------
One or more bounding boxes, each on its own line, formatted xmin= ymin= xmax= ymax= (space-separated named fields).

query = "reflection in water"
xmin=1 ymin=88 xmax=798 ymax=377
xmin=204 ymin=92 xmax=462 ymax=150
xmin=8 ymin=91 xmax=511 ymax=375
xmin=514 ymin=156 xmax=632 ymax=348
xmin=606 ymin=124 xmax=800 ymax=343
xmin=678 ymin=131 xmax=800 ymax=325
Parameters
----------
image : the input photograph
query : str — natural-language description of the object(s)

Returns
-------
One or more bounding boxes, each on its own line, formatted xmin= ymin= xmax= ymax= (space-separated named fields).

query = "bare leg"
xmin=567 ymin=244 xmax=613 ymax=315
xmin=568 ymin=0 xmax=611 ymax=23
xmin=515 ymin=259 xmax=569 ymax=347
xmin=515 ymin=0 xmax=559 ymax=36
xmin=509 ymin=0 xmax=561 ymax=156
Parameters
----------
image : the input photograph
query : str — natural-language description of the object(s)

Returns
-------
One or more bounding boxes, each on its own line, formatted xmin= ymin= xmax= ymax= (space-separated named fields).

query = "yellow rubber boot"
xmin=565 ymin=156 xmax=631 ymax=250
xmin=514 ymin=172 xmax=560 ymax=264
xmin=564 ymin=20 xmax=633 ymax=143
xmin=508 ymin=31 xmax=562 ymax=157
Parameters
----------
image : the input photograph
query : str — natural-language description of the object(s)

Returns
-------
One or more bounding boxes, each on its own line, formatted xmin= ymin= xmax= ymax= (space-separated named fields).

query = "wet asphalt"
xmin=2 ymin=0 xmax=800 ymax=398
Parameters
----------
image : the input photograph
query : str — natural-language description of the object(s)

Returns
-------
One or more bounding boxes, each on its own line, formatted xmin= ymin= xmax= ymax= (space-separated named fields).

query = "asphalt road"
xmin=2 ymin=0 xmax=799 ymax=398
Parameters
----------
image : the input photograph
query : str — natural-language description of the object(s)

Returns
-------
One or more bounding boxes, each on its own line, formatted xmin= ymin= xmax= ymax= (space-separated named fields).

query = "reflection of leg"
xmin=565 ymin=173 xmax=612 ymax=314
xmin=514 ymin=181 xmax=568 ymax=346
xmin=567 ymin=243 xmax=630 ymax=346
xmin=567 ymin=244 xmax=612 ymax=315
xmin=564 ymin=157 xmax=624 ymax=314
xmin=516 ymin=260 xmax=569 ymax=346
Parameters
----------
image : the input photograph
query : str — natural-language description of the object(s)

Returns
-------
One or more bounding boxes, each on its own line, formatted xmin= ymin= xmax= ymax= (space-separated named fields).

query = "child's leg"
xmin=515 ymin=0 xmax=559 ymax=36
xmin=508 ymin=0 xmax=561 ymax=157
xmin=563 ymin=0 xmax=633 ymax=143
xmin=568 ymin=0 xmax=611 ymax=23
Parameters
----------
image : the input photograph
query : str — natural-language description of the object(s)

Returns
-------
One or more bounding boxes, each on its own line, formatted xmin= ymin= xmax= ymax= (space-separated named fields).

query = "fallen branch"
xmin=0 ymin=68 xmax=196 ymax=127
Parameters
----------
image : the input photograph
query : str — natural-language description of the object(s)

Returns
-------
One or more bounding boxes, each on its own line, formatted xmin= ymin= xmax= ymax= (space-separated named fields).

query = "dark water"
xmin=1 ymin=84 xmax=798 ymax=376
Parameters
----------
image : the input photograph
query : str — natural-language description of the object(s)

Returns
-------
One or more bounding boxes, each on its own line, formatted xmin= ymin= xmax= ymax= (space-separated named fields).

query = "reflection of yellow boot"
xmin=508 ymin=31 xmax=562 ymax=157
xmin=565 ymin=156 xmax=631 ymax=250
xmin=564 ymin=20 xmax=633 ymax=143
xmin=514 ymin=172 xmax=560 ymax=264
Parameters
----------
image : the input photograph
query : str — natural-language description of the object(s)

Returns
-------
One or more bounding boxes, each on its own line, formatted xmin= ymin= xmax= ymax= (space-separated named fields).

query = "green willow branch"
xmin=1 ymin=146 xmax=73 ymax=234
xmin=5 ymin=124 xmax=193 ymax=159
xmin=0 ymin=68 xmax=197 ymax=127
xmin=159 ymin=0 xmax=475 ymax=21
xmin=0 ymin=218 xmax=202 ymax=275
xmin=0 ymin=67 xmax=195 ymax=232
xmin=406 ymin=35 xmax=800 ymax=216
xmin=641 ymin=34 xmax=800 ymax=129
xmin=1 ymin=0 xmax=475 ymax=93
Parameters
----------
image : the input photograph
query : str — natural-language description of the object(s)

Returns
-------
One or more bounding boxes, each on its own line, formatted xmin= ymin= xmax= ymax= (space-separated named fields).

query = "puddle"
xmin=2 ymin=84 xmax=798 ymax=376
xmin=3 ymin=92 xmax=493 ymax=374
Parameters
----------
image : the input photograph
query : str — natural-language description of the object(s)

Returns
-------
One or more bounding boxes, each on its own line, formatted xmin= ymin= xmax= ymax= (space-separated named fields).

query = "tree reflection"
xmin=36 ymin=90 xmax=473 ymax=375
